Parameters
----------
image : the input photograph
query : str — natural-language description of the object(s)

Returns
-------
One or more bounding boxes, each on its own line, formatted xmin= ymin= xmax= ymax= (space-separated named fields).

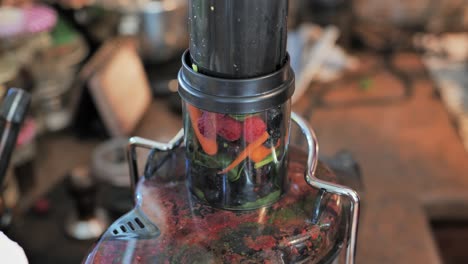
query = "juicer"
xmin=85 ymin=1 xmax=360 ymax=263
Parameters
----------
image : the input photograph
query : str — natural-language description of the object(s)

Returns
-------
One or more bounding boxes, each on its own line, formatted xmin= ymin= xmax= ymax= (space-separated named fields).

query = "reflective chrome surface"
xmin=292 ymin=112 xmax=359 ymax=264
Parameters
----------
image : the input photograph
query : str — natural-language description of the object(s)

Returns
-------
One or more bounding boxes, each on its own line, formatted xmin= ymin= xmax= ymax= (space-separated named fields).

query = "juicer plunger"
xmin=84 ymin=0 xmax=359 ymax=263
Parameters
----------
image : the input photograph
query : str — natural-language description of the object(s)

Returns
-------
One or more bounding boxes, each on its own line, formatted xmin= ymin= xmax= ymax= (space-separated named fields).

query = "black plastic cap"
xmin=189 ymin=0 xmax=289 ymax=78
xmin=178 ymin=50 xmax=295 ymax=114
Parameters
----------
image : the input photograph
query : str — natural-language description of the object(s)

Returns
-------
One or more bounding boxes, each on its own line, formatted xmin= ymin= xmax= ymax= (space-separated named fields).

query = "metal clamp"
xmin=126 ymin=129 xmax=184 ymax=192
xmin=291 ymin=112 xmax=360 ymax=264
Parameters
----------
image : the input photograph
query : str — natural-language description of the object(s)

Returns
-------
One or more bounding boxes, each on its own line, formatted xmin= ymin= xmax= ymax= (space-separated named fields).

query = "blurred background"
xmin=0 ymin=0 xmax=467 ymax=263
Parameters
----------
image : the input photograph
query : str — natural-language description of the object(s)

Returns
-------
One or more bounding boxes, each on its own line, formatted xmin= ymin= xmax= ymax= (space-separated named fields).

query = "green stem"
xmin=254 ymin=150 xmax=280 ymax=169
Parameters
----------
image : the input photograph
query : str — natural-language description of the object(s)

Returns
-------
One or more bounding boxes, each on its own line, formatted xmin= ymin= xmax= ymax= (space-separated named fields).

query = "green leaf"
xmin=228 ymin=113 xmax=260 ymax=121
xmin=239 ymin=190 xmax=281 ymax=209
xmin=254 ymin=150 xmax=280 ymax=169
xmin=51 ymin=18 xmax=77 ymax=46
xmin=359 ymin=77 xmax=373 ymax=91
xmin=191 ymin=151 xmax=239 ymax=177
xmin=228 ymin=163 xmax=245 ymax=182
xmin=229 ymin=114 xmax=247 ymax=121
xmin=193 ymin=187 xmax=206 ymax=201
xmin=192 ymin=151 xmax=220 ymax=168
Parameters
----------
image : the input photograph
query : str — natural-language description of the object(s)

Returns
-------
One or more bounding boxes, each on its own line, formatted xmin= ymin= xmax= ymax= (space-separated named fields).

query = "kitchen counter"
xmin=292 ymin=52 xmax=468 ymax=263
xmin=23 ymin=51 xmax=468 ymax=263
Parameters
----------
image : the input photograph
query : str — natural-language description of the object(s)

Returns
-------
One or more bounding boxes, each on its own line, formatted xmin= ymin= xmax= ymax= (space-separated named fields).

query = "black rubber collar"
xmin=178 ymin=50 xmax=295 ymax=114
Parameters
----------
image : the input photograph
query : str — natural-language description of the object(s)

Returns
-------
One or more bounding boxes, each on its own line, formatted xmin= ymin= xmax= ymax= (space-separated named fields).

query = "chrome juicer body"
xmin=85 ymin=0 xmax=359 ymax=263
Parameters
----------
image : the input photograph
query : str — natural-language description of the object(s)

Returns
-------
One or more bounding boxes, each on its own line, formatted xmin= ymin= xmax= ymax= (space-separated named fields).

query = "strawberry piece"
xmin=243 ymin=116 xmax=267 ymax=143
xmin=197 ymin=112 xmax=217 ymax=138
xmin=217 ymin=116 xmax=242 ymax=141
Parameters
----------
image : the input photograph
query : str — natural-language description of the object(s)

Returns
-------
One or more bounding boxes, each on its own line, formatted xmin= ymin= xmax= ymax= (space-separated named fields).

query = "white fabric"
xmin=0 ymin=232 xmax=28 ymax=264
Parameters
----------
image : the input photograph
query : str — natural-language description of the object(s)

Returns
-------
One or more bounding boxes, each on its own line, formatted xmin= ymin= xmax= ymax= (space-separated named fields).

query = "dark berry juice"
xmin=184 ymin=102 xmax=291 ymax=210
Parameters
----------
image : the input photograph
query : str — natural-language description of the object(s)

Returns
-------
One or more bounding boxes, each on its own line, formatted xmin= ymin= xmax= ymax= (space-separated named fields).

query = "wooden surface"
xmin=292 ymin=52 xmax=468 ymax=264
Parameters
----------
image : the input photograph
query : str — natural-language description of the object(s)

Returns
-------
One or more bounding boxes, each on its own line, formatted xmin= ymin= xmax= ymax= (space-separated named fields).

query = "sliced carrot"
xmin=187 ymin=104 xmax=218 ymax=155
xmin=250 ymin=140 xmax=280 ymax=163
xmin=218 ymin=131 xmax=269 ymax=174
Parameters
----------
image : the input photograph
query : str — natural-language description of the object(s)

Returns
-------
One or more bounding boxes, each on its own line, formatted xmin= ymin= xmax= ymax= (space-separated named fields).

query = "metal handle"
xmin=126 ymin=129 xmax=184 ymax=193
xmin=0 ymin=88 xmax=31 ymax=186
xmin=291 ymin=112 xmax=360 ymax=264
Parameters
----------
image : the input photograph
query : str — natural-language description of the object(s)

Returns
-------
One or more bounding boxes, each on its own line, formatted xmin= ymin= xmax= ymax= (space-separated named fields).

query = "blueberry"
xmin=266 ymin=107 xmax=283 ymax=130
xmin=265 ymin=108 xmax=283 ymax=147
xmin=264 ymin=107 xmax=283 ymax=148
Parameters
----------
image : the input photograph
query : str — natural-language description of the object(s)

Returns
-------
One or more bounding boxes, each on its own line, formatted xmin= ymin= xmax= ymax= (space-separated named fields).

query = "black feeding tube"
xmin=179 ymin=0 xmax=295 ymax=211
xmin=188 ymin=0 xmax=289 ymax=79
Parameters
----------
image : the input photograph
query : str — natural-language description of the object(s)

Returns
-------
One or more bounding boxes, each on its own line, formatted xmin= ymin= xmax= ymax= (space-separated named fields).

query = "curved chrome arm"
xmin=291 ymin=112 xmax=360 ymax=264
xmin=126 ymin=129 xmax=184 ymax=192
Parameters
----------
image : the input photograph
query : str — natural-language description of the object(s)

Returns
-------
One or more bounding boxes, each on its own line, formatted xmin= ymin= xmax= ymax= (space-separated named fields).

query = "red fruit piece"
xmin=217 ymin=116 xmax=242 ymax=141
xmin=243 ymin=116 xmax=267 ymax=143
xmin=197 ymin=112 xmax=217 ymax=138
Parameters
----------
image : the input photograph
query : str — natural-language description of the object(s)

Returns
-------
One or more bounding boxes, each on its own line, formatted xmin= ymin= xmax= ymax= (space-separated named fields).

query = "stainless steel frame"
xmin=291 ymin=112 xmax=360 ymax=264
xmin=126 ymin=129 xmax=184 ymax=192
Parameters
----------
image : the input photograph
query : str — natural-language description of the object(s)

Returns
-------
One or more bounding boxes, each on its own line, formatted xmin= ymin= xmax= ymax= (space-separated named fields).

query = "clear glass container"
xmin=183 ymin=101 xmax=291 ymax=210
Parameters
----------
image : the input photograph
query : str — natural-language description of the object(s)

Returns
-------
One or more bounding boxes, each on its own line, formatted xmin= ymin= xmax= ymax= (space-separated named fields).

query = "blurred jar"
xmin=0 ymin=54 xmax=33 ymax=95
xmin=91 ymin=138 xmax=132 ymax=219
xmin=289 ymin=0 xmax=353 ymax=48
xmin=30 ymin=33 xmax=88 ymax=132
xmin=71 ymin=0 xmax=188 ymax=63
